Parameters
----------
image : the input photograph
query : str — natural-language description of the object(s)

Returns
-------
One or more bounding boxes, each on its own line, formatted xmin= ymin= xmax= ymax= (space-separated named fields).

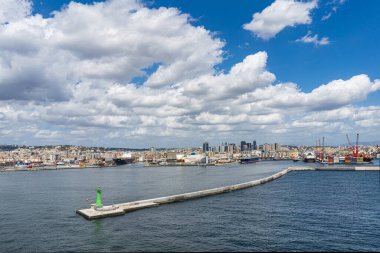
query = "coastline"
xmin=0 ymin=164 xmax=117 ymax=172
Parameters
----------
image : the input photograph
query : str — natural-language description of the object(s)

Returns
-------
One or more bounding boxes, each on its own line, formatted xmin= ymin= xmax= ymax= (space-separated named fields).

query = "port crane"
xmin=315 ymin=137 xmax=325 ymax=162
xmin=346 ymin=133 xmax=359 ymax=158
xmin=322 ymin=136 xmax=325 ymax=161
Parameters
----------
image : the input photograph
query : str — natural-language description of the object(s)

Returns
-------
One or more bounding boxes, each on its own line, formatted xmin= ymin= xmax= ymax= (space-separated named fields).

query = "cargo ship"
xmin=316 ymin=133 xmax=374 ymax=165
xmin=343 ymin=133 xmax=373 ymax=164
xmin=239 ymin=157 xmax=260 ymax=164
xmin=112 ymin=152 xmax=136 ymax=166
xmin=113 ymin=158 xmax=134 ymax=166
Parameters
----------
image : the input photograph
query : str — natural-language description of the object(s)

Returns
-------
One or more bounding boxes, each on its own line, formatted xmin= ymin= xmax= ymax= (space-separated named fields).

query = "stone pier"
xmin=77 ymin=166 xmax=379 ymax=220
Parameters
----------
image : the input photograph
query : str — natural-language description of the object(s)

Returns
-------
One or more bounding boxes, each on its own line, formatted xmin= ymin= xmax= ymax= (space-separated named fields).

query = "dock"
xmin=77 ymin=166 xmax=380 ymax=220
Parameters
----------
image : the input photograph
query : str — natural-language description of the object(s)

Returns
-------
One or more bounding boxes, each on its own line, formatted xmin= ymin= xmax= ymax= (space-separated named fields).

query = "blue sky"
xmin=32 ymin=0 xmax=380 ymax=103
xmin=0 ymin=0 xmax=379 ymax=147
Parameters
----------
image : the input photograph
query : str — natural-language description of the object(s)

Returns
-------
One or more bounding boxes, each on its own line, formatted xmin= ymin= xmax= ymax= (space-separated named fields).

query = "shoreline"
xmin=0 ymin=164 xmax=117 ymax=172
xmin=1 ymin=160 xmax=378 ymax=172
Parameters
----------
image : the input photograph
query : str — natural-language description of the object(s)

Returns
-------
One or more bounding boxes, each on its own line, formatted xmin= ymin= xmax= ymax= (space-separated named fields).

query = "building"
xmin=203 ymin=142 xmax=209 ymax=153
xmin=227 ymin=143 xmax=236 ymax=154
xmin=240 ymin=141 xmax=247 ymax=152
xmin=166 ymin=152 xmax=177 ymax=163
xmin=218 ymin=145 xmax=226 ymax=153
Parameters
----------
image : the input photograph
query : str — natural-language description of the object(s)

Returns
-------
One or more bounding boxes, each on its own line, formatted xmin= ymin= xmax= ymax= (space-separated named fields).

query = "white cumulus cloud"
xmin=243 ymin=0 xmax=318 ymax=40
xmin=0 ymin=0 xmax=224 ymax=101
xmin=0 ymin=0 xmax=32 ymax=24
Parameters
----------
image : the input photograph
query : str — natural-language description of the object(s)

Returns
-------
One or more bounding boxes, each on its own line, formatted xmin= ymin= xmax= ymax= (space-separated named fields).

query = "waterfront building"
xmin=166 ymin=152 xmax=177 ymax=163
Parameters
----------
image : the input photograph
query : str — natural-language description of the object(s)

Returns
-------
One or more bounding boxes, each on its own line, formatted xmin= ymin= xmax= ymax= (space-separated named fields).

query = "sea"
xmin=1 ymin=160 xmax=380 ymax=252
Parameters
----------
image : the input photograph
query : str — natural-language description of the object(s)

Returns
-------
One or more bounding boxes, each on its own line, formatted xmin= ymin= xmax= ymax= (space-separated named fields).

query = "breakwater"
xmin=76 ymin=166 xmax=380 ymax=220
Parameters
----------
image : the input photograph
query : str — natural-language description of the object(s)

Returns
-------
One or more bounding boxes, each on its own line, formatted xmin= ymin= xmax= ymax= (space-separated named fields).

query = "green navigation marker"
xmin=96 ymin=187 xmax=103 ymax=207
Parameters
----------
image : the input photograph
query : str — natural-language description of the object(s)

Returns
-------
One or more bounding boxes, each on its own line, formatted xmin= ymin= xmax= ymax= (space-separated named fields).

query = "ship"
xmin=319 ymin=155 xmax=372 ymax=164
xmin=113 ymin=152 xmax=135 ymax=166
xmin=362 ymin=154 xmax=374 ymax=163
xmin=343 ymin=134 xmax=374 ymax=164
xmin=239 ymin=157 xmax=260 ymax=164
xmin=113 ymin=158 xmax=135 ymax=166
xmin=302 ymin=150 xmax=316 ymax=163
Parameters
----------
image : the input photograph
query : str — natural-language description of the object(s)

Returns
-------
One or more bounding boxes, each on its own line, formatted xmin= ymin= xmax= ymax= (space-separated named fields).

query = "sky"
xmin=0 ymin=0 xmax=379 ymax=148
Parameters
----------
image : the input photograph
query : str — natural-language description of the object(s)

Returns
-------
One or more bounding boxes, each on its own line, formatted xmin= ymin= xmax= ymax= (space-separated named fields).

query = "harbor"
xmin=1 ymin=136 xmax=379 ymax=170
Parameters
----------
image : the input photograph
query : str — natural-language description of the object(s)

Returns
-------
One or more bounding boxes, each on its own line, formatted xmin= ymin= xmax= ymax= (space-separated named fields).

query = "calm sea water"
xmin=1 ymin=160 xmax=380 ymax=252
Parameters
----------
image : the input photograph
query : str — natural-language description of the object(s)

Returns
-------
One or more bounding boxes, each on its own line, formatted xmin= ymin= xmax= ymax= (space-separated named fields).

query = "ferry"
xmin=302 ymin=150 xmax=316 ymax=163
xmin=239 ymin=157 xmax=259 ymax=164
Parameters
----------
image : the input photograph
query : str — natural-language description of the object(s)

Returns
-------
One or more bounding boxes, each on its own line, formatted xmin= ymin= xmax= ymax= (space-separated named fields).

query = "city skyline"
xmin=1 ymin=0 xmax=380 ymax=148
xmin=1 ymin=136 xmax=378 ymax=151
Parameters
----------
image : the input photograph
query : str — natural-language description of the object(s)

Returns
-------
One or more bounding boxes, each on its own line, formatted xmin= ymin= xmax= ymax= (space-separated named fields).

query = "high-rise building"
xmin=253 ymin=140 xmax=257 ymax=150
xmin=240 ymin=141 xmax=247 ymax=152
xmin=203 ymin=142 xmax=209 ymax=153
xmin=228 ymin=143 xmax=235 ymax=154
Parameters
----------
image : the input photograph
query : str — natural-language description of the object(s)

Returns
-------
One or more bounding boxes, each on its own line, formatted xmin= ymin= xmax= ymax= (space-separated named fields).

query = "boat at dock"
xmin=239 ymin=157 xmax=259 ymax=164
xmin=302 ymin=150 xmax=316 ymax=163
xmin=113 ymin=158 xmax=134 ymax=166
xmin=318 ymin=155 xmax=373 ymax=165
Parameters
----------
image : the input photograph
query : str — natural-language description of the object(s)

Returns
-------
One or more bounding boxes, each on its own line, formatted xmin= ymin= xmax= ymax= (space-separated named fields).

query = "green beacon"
xmin=96 ymin=187 xmax=103 ymax=207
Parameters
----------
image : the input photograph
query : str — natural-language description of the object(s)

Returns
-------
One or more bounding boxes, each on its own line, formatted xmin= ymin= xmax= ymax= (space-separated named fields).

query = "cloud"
xmin=296 ymin=31 xmax=330 ymax=46
xmin=180 ymin=52 xmax=276 ymax=100
xmin=0 ymin=0 xmax=379 ymax=147
xmin=243 ymin=0 xmax=318 ymax=40
xmin=0 ymin=0 xmax=32 ymax=24
xmin=0 ymin=0 xmax=224 ymax=101
xmin=253 ymin=75 xmax=380 ymax=111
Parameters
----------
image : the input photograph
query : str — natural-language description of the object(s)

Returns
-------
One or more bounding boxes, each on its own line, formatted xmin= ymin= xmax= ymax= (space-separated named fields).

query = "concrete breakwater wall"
xmin=77 ymin=166 xmax=315 ymax=220
xmin=77 ymin=166 xmax=380 ymax=220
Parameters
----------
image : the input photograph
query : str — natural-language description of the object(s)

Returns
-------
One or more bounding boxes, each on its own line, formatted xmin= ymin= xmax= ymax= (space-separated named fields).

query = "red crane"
xmin=346 ymin=133 xmax=359 ymax=158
